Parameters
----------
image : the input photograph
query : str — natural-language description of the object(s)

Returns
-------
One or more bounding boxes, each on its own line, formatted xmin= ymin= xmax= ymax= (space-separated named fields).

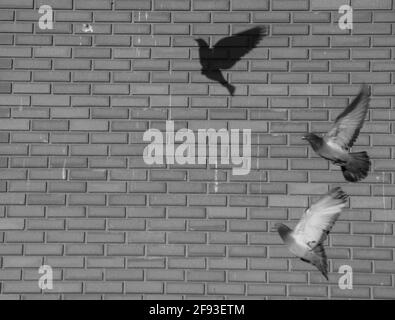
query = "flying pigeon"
xmin=274 ymin=187 xmax=349 ymax=280
xmin=303 ymin=84 xmax=371 ymax=182
xmin=195 ymin=26 xmax=267 ymax=96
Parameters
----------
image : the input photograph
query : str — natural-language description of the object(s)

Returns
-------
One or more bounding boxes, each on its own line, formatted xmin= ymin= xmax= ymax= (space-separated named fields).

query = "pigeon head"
xmin=302 ymin=133 xmax=323 ymax=150
xmin=274 ymin=223 xmax=292 ymax=242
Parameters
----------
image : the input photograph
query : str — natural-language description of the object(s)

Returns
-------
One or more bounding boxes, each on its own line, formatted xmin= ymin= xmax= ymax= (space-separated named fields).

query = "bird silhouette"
xmin=195 ymin=26 xmax=267 ymax=96
xmin=303 ymin=84 xmax=371 ymax=182
xmin=275 ymin=187 xmax=349 ymax=280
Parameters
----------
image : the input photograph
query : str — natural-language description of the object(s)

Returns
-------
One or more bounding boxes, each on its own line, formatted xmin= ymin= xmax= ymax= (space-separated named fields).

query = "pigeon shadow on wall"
xmin=195 ymin=26 xmax=268 ymax=96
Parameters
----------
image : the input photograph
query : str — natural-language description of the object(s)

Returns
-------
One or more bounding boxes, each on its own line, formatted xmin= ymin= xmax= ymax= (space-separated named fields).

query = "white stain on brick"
xmin=256 ymin=134 xmax=260 ymax=169
xmin=82 ymin=24 xmax=93 ymax=33
xmin=62 ymin=159 xmax=67 ymax=180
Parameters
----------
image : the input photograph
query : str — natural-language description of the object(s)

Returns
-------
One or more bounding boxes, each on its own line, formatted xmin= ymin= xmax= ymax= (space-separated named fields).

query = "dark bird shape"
xmin=195 ymin=26 xmax=267 ymax=96
xmin=303 ymin=84 xmax=371 ymax=182
xmin=274 ymin=187 xmax=349 ymax=280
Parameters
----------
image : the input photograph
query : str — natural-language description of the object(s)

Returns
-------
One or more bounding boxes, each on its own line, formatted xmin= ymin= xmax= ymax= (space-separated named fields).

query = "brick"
xmin=0 ymin=23 xmax=33 ymax=33
xmin=232 ymin=0 xmax=269 ymax=10
xmin=272 ymin=24 xmax=309 ymax=36
xmin=115 ymin=0 xmax=150 ymax=9
xmin=273 ymin=0 xmax=309 ymax=10
xmin=0 ymin=48 xmax=32 ymax=58
xmin=352 ymin=0 xmax=392 ymax=9
xmin=169 ymin=208 xmax=205 ymax=219
xmin=154 ymin=24 xmax=190 ymax=35
xmin=0 ymin=35 xmax=13 ymax=44
xmin=0 ymin=58 xmax=12 ymax=69
xmin=6 ymin=231 xmax=44 ymax=242
xmin=167 ymin=283 xmax=204 ymax=295
xmin=271 ymin=48 xmax=308 ymax=59
xmin=354 ymin=249 xmax=392 ymax=260
xmin=154 ymin=0 xmax=190 ymax=10
xmin=293 ymin=12 xmax=330 ymax=23
xmin=34 ymin=47 xmax=71 ymax=58
xmin=248 ymin=284 xmax=286 ymax=296
xmin=332 ymin=36 xmax=370 ymax=47
xmin=64 ymin=269 xmax=103 ymax=281
xmin=353 ymin=24 xmax=391 ymax=35
xmin=126 ymin=282 xmax=163 ymax=294
xmin=93 ymin=11 xmax=129 ymax=22
xmin=0 ymin=219 xmax=25 ymax=230
xmin=113 ymin=24 xmax=150 ymax=35
xmin=0 ymin=11 xmax=14 ymax=21
xmin=3 ymin=282 xmax=41 ymax=294
xmin=14 ymin=83 xmax=50 ymax=94
xmin=290 ymin=286 xmax=327 ymax=297
xmin=374 ymin=288 xmax=395 ymax=299
xmin=105 ymin=269 xmax=143 ymax=280
xmin=208 ymin=283 xmax=244 ymax=295
xmin=74 ymin=0 xmax=111 ymax=9
xmin=0 ymin=0 xmax=33 ymax=8
xmin=312 ymin=0 xmax=350 ymax=10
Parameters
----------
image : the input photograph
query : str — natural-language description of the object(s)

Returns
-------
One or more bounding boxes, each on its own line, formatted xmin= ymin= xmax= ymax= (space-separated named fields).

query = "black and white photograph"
xmin=0 ymin=0 xmax=394 ymax=307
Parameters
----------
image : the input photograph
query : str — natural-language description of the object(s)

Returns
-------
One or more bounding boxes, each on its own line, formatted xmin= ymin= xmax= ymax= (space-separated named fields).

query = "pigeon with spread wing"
xmin=275 ymin=187 xmax=349 ymax=280
xmin=195 ymin=26 xmax=267 ymax=95
xmin=303 ymin=84 xmax=371 ymax=182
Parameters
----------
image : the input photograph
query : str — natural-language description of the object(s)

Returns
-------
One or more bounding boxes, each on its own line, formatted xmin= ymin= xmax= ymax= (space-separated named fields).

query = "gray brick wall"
xmin=0 ymin=0 xmax=395 ymax=299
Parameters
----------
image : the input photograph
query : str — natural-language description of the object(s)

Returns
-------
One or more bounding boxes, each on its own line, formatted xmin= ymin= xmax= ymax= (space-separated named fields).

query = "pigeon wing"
xmin=293 ymin=187 xmax=348 ymax=248
xmin=213 ymin=26 xmax=267 ymax=70
xmin=325 ymin=84 xmax=370 ymax=149
xmin=196 ymin=42 xmax=211 ymax=70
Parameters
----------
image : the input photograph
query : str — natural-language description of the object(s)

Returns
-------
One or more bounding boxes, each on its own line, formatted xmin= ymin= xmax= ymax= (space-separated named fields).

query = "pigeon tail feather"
xmin=225 ymin=83 xmax=236 ymax=96
xmin=341 ymin=151 xmax=370 ymax=182
xmin=311 ymin=243 xmax=329 ymax=280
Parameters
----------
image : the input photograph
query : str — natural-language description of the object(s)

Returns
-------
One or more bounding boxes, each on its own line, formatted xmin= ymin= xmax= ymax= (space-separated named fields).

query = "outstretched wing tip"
xmin=256 ymin=25 xmax=269 ymax=40
xmin=263 ymin=25 xmax=269 ymax=34
xmin=256 ymin=25 xmax=268 ymax=36
xmin=212 ymin=25 xmax=268 ymax=69
xmin=326 ymin=83 xmax=371 ymax=149
xmin=238 ymin=25 xmax=268 ymax=43
xmin=328 ymin=187 xmax=349 ymax=202
xmin=293 ymin=187 xmax=347 ymax=247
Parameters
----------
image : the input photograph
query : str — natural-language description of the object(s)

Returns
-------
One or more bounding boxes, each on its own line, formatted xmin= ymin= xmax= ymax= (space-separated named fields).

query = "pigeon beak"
xmin=301 ymin=136 xmax=306 ymax=140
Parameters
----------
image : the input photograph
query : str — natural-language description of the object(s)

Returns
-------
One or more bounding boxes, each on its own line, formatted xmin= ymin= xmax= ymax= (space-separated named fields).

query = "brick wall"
xmin=0 ymin=0 xmax=395 ymax=299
